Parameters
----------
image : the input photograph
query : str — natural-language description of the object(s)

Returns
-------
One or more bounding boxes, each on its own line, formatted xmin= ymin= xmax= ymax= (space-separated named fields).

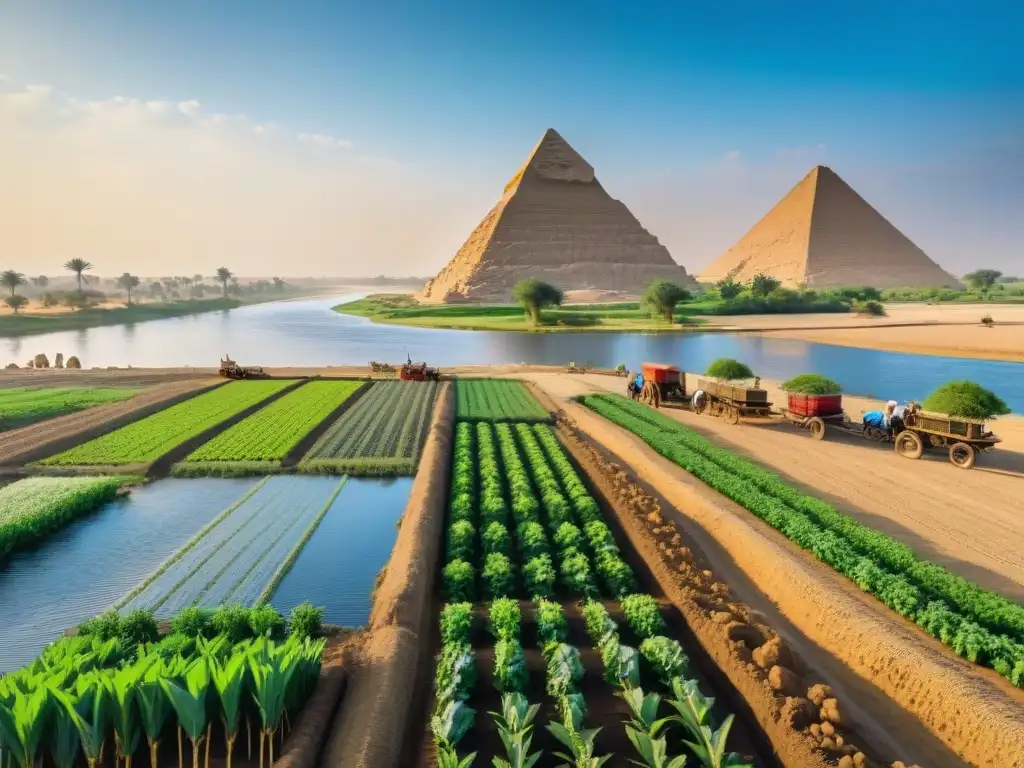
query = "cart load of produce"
xmin=780 ymin=374 xmax=843 ymax=395
xmin=704 ymin=358 xmax=754 ymax=381
xmin=921 ymin=380 xmax=1011 ymax=420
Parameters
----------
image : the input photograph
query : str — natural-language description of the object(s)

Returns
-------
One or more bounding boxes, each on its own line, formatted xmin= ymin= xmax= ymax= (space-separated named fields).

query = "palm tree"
xmin=117 ymin=272 xmax=141 ymax=304
xmin=1 ymin=270 xmax=26 ymax=297
xmin=215 ymin=268 xmax=234 ymax=298
xmin=64 ymin=259 xmax=94 ymax=294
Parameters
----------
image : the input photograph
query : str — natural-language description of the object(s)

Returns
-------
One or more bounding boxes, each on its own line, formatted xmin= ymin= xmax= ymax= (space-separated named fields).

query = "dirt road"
xmin=523 ymin=372 xmax=1024 ymax=602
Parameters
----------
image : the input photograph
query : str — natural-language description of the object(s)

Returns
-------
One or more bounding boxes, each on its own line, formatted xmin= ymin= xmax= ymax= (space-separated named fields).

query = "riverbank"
xmin=0 ymin=291 xmax=334 ymax=338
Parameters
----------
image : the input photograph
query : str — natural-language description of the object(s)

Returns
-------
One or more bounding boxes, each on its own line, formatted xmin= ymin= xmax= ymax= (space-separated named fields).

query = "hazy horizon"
xmin=2 ymin=2 xmax=1021 ymax=279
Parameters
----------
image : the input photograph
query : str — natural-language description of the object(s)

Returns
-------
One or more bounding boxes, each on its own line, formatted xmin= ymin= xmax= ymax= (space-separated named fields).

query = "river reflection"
xmin=4 ymin=294 xmax=1022 ymax=410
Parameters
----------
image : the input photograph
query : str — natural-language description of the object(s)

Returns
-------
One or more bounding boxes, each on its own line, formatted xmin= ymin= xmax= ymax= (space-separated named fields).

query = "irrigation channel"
xmin=5 ymin=294 xmax=1022 ymax=410
xmin=0 ymin=474 xmax=409 ymax=672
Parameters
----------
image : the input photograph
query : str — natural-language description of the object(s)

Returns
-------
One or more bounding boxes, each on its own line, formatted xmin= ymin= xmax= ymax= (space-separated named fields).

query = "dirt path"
xmin=0 ymin=378 xmax=222 ymax=466
xmin=522 ymin=373 xmax=1024 ymax=603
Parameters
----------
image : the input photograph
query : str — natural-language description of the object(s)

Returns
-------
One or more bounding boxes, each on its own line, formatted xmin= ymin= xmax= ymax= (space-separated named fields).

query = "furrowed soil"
xmin=524 ymin=382 xmax=1024 ymax=767
xmin=0 ymin=378 xmax=223 ymax=466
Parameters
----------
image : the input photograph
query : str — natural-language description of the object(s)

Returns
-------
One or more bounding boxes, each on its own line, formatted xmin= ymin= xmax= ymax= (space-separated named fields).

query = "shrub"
xmin=440 ymin=602 xmax=474 ymax=645
xmin=582 ymin=599 xmax=617 ymax=646
xmin=170 ymin=607 xmax=213 ymax=637
xmin=250 ymin=604 xmax=286 ymax=639
xmin=482 ymin=552 xmax=515 ymax=598
xmin=482 ymin=521 xmax=511 ymax=556
xmin=489 ymin=597 xmax=521 ymax=641
xmin=921 ymin=380 xmax=1011 ymax=420
xmin=781 ymin=374 xmax=843 ymax=395
xmin=212 ymin=605 xmax=254 ymax=642
xmin=447 ymin=520 xmax=476 ymax=562
xmin=66 ymin=356 xmax=82 ymax=369
xmin=640 ymin=636 xmax=689 ymax=684
xmin=154 ymin=633 xmax=194 ymax=658
xmin=553 ymin=522 xmax=583 ymax=551
xmin=288 ymin=601 xmax=325 ymax=639
xmin=517 ymin=521 xmax=549 ymax=560
xmin=559 ymin=549 xmax=595 ymax=596
xmin=981 ymin=315 xmax=995 ymax=327
xmin=853 ymin=299 xmax=887 ymax=316
xmin=594 ymin=550 xmax=637 ymax=597
xmin=493 ymin=638 xmax=529 ymax=692
xmin=705 ymin=358 xmax=754 ymax=380
xmin=120 ymin=609 xmax=159 ymax=647
xmin=443 ymin=559 xmax=475 ymax=602
xmin=78 ymin=611 xmax=122 ymax=641
xmin=621 ymin=594 xmax=666 ymax=638
xmin=583 ymin=520 xmax=618 ymax=553
xmin=435 ymin=642 xmax=477 ymax=702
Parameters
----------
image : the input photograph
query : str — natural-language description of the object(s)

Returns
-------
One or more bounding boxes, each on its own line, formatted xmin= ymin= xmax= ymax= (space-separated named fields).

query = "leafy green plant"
xmin=483 ymin=552 xmax=516 ymax=599
xmin=560 ymin=550 xmax=596 ymax=596
xmin=211 ymin=605 xmax=254 ymax=643
xmin=640 ymin=637 xmax=689 ymax=684
xmin=517 ymin=521 xmax=549 ymax=560
xmin=600 ymin=635 xmax=640 ymax=688
xmin=288 ymin=601 xmax=324 ymax=639
xmin=622 ymin=594 xmax=666 ymax=639
xmin=489 ymin=693 xmax=543 ymax=768
xmin=493 ymin=639 xmax=529 ymax=693
xmin=780 ymin=374 xmax=842 ymax=395
xmin=171 ymin=607 xmax=213 ymax=638
xmin=444 ymin=559 xmax=476 ymax=603
xmin=441 ymin=602 xmax=475 ymax=645
xmin=582 ymin=600 xmax=617 ymax=647
xmin=620 ymin=686 xmax=687 ymax=768
xmin=594 ymin=551 xmax=636 ymax=597
xmin=546 ymin=694 xmax=611 ymax=768
xmin=535 ymin=599 xmax=569 ymax=645
xmin=249 ymin=604 xmax=285 ymax=639
xmin=431 ymin=699 xmax=476 ymax=752
xmin=545 ymin=643 xmax=585 ymax=697
xmin=704 ymin=359 xmax=753 ymax=381
xmin=666 ymin=678 xmax=752 ymax=768
xmin=921 ymin=380 xmax=1011 ymax=420
xmin=489 ymin=598 xmax=522 ymax=641
xmin=435 ymin=642 xmax=477 ymax=703
xmin=482 ymin=521 xmax=512 ymax=556
xmin=447 ymin=520 xmax=476 ymax=563
xmin=523 ymin=554 xmax=556 ymax=599
xmin=78 ymin=610 xmax=123 ymax=641
xmin=554 ymin=522 xmax=584 ymax=551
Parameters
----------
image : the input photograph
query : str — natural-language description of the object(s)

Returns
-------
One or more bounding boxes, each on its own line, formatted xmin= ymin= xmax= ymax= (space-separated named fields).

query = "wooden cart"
xmin=692 ymin=378 xmax=772 ymax=425
xmin=893 ymin=405 xmax=1001 ymax=469
xmin=630 ymin=363 xmax=690 ymax=408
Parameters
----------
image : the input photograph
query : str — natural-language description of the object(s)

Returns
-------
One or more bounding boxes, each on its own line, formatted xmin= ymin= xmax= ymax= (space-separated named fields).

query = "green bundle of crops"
xmin=704 ymin=358 xmax=754 ymax=380
xmin=921 ymin=380 xmax=1011 ymax=420
xmin=0 ymin=607 xmax=326 ymax=768
xmin=780 ymin=374 xmax=843 ymax=395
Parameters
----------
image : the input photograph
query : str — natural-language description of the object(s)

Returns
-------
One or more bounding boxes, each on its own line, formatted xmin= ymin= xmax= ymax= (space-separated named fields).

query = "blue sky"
xmin=1 ymin=0 xmax=1021 ymax=276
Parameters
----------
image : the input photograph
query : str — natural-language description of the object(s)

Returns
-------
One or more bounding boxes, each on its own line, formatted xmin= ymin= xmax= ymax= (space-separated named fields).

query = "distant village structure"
xmin=418 ymin=128 xmax=696 ymax=302
xmin=699 ymin=166 xmax=963 ymax=290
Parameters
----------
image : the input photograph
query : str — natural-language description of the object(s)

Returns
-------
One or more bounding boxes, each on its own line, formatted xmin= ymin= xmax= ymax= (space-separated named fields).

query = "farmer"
xmin=863 ymin=408 xmax=887 ymax=431
xmin=888 ymin=400 xmax=909 ymax=435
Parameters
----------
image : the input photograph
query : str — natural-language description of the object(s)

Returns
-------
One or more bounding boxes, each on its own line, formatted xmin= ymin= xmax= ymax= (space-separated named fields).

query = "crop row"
xmin=579 ymin=393 xmax=1024 ymax=686
xmin=184 ymin=380 xmax=363 ymax=463
xmin=121 ymin=475 xmax=345 ymax=616
xmin=454 ymin=379 xmax=551 ymax=422
xmin=0 ymin=386 xmax=141 ymax=431
xmin=0 ymin=476 xmax=135 ymax=556
xmin=431 ymin=598 xmax=752 ymax=767
xmin=442 ymin=421 xmax=635 ymax=603
xmin=0 ymin=605 xmax=325 ymax=768
xmin=301 ymin=380 xmax=438 ymax=474
xmin=40 ymin=380 xmax=294 ymax=466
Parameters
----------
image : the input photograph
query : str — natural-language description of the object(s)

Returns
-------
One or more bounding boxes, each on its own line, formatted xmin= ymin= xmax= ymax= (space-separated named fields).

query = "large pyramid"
xmin=699 ymin=166 xmax=962 ymax=289
xmin=418 ymin=128 xmax=696 ymax=302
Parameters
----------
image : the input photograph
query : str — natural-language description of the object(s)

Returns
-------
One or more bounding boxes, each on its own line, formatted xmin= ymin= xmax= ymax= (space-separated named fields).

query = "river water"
xmin=5 ymin=294 xmax=1022 ymax=410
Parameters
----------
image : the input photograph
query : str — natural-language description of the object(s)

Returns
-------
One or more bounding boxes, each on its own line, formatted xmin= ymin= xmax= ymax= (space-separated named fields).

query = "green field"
xmin=454 ymin=379 xmax=550 ymax=422
xmin=0 ymin=387 xmax=142 ymax=430
xmin=301 ymin=380 xmax=438 ymax=475
xmin=180 ymin=380 xmax=363 ymax=469
xmin=0 ymin=476 xmax=136 ymax=555
xmin=39 ymin=380 xmax=293 ymax=467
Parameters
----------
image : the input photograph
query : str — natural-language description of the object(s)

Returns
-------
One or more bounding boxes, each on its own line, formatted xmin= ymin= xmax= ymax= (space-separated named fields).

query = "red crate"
xmin=787 ymin=393 xmax=842 ymax=418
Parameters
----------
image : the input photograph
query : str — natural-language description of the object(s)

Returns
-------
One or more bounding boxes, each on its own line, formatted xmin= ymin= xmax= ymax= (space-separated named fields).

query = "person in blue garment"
xmin=863 ymin=408 xmax=887 ymax=432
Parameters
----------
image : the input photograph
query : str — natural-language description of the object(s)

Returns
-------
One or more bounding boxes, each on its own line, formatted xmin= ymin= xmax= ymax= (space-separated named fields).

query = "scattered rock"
xmin=768 ymin=665 xmax=801 ymax=696
xmin=853 ymin=754 xmax=867 ymax=767
xmin=54 ymin=352 xmax=64 ymax=368
xmin=838 ymin=757 xmax=855 ymax=768
xmin=33 ymin=353 xmax=50 ymax=368
xmin=820 ymin=720 xmax=836 ymax=738
xmin=712 ymin=611 xmax=733 ymax=625
xmin=820 ymin=736 xmax=837 ymax=751
xmin=753 ymin=636 xmax=791 ymax=669
xmin=726 ymin=621 xmax=764 ymax=648
xmin=820 ymin=697 xmax=844 ymax=726
xmin=781 ymin=696 xmax=818 ymax=730
xmin=66 ymin=356 xmax=82 ymax=369
xmin=807 ymin=683 xmax=833 ymax=706
xmin=809 ymin=723 xmax=822 ymax=739
xmin=835 ymin=734 xmax=845 ymax=748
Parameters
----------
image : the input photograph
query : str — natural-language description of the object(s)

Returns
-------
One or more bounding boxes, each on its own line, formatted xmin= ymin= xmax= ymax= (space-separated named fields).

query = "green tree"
xmin=513 ymin=278 xmax=564 ymax=326
xmin=716 ymin=277 xmax=741 ymax=300
xmin=1 ymin=270 xmax=26 ymax=297
xmin=4 ymin=295 xmax=28 ymax=314
xmin=750 ymin=273 xmax=781 ymax=297
xmin=641 ymin=279 xmax=691 ymax=324
xmin=216 ymin=267 xmax=234 ymax=298
xmin=117 ymin=272 xmax=141 ymax=304
xmin=31 ymin=275 xmax=49 ymax=288
xmin=64 ymin=258 xmax=93 ymax=294
xmin=963 ymin=269 xmax=1002 ymax=294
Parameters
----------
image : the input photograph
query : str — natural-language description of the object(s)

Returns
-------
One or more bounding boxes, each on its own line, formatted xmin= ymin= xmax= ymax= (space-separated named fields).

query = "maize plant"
xmin=665 ymin=678 xmax=752 ymax=768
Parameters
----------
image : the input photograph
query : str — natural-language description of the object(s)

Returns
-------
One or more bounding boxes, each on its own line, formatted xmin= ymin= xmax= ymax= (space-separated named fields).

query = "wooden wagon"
xmin=629 ymin=363 xmax=690 ymax=409
xmin=894 ymin=404 xmax=1001 ymax=469
xmin=692 ymin=378 xmax=772 ymax=425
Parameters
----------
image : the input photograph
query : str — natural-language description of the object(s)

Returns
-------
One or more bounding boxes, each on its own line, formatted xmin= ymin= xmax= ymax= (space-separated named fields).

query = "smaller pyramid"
xmin=418 ymin=129 xmax=696 ymax=302
xmin=699 ymin=166 xmax=962 ymax=290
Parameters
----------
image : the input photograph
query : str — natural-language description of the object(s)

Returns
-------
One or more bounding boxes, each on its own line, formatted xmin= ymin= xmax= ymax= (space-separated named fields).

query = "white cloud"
xmin=0 ymin=78 xmax=473 ymax=277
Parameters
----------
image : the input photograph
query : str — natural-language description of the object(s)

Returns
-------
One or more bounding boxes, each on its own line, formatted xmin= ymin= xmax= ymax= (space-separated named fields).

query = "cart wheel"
xmin=808 ymin=417 xmax=826 ymax=441
xmin=895 ymin=431 xmax=924 ymax=459
xmin=949 ymin=442 xmax=977 ymax=469
xmin=723 ymin=407 xmax=740 ymax=425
